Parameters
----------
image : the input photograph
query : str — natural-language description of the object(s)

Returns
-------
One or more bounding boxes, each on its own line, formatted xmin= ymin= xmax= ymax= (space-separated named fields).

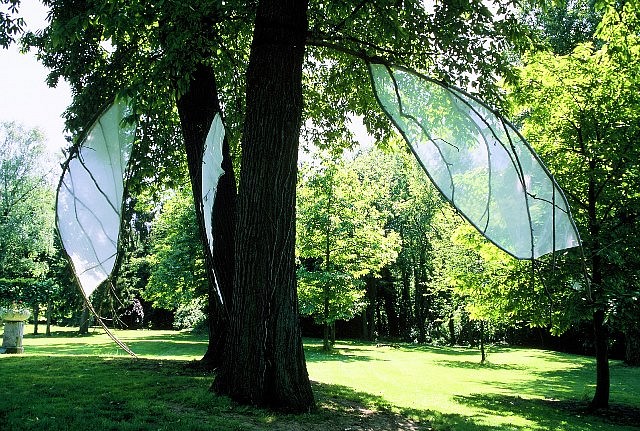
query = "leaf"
xmin=56 ymin=99 xmax=135 ymax=297
xmin=368 ymin=62 xmax=580 ymax=259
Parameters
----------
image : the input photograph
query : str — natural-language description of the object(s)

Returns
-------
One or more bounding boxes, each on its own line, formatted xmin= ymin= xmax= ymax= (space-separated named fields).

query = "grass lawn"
xmin=0 ymin=325 xmax=638 ymax=430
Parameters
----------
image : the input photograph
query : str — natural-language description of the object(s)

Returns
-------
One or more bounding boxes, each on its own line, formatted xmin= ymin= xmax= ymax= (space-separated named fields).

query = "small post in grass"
xmin=0 ymin=306 xmax=31 ymax=354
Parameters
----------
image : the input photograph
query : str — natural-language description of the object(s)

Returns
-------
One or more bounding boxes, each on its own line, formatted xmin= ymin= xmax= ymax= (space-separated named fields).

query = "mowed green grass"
xmin=0 ymin=325 xmax=638 ymax=430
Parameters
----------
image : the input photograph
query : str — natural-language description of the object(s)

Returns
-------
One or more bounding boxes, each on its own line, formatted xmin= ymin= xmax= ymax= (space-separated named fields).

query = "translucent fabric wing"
xmin=56 ymin=100 xmax=135 ymax=297
xmin=202 ymin=113 xmax=225 ymax=254
xmin=369 ymin=63 xmax=580 ymax=259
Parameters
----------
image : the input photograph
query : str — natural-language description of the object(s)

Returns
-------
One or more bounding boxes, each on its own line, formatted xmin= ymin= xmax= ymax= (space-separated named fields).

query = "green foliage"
xmin=296 ymin=152 xmax=401 ymax=327
xmin=0 ymin=122 xmax=55 ymax=280
xmin=446 ymin=224 xmax=580 ymax=335
xmin=0 ymin=0 xmax=23 ymax=48
xmin=143 ymin=187 xmax=206 ymax=310
xmin=510 ymin=0 xmax=640 ymax=335
xmin=522 ymin=0 xmax=602 ymax=55
xmin=297 ymin=269 xmax=366 ymax=324
xmin=173 ymin=297 xmax=207 ymax=331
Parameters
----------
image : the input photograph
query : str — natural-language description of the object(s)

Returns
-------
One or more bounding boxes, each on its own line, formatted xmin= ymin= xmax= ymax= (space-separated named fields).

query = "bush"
xmin=173 ymin=297 xmax=206 ymax=331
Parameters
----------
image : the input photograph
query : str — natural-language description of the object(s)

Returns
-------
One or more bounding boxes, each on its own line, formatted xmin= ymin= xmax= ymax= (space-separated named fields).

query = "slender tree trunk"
xmin=591 ymin=308 xmax=609 ymax=409
xmin=79 ymin=303 xmax=89 ymax=334
xmin=32 ymin=304 xmax=39 ymax=335
xmin=479 ymin=320 xmax=486 ymax=364
xmin=176 ymin=62 xmax=237 ymax=370
xmin=364 ymin=276 xmax=376 ymax=340
xmin=323 ymin=286 xmax=331 ymax=351
xmin=625 ymin=324 xmax=640 ymax=366
xmin=213 ymin=0 xmax=314 ymax=412
xmin=400 ymin=265 xmax=412 ymax=341
xmin=449 ymin=317 xmax=456 ymax=346
xmin=330 ymin=321 xmax=336 ymax=346
xmin=415 ymin=260 xmax=426 ymax=343
xmin=46 ymin=299 xmax=52 ymax=337
xmin=380 ymin=267 xmax=399 ymax=338
xmin=323 ymin=177 xmax=333 ymax=352
xmin=588 ymin=171 xmax=609 ymax=410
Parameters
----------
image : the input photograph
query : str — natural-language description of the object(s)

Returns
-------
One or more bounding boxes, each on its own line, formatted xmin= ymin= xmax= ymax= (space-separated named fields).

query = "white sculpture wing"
xmin=56 ymin=100 xmax=135 ymax=296
xmin=369 ymin=63 xmax=580 ymax=259
xmin=202 ymin=112 xmax=225 ymax=254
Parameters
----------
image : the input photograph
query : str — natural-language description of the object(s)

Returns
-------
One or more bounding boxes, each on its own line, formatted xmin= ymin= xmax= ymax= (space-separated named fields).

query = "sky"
xmin=0 ymin=1 xmax=72 ymax=156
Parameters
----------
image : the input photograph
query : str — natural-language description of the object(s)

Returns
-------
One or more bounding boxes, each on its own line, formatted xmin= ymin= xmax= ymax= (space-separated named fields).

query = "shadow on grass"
xmin=435 ymin=359 xmax=528 ymax=371
xmin=304 ymin=345 xmax=378 ymax=363
xmin=306 ymin=381 xmax=489 ymax=431
xmin=23 ymin=329 xmax=104 ymax=339
xmin=454 ymin=393 xmax=640 ymax=430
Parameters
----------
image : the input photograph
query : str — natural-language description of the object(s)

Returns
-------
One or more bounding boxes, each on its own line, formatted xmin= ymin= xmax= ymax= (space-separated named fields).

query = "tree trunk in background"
xmin=323 ymin=284 xmax=330 ymax=351
xmin=448 ymin=317 xmax=456 ymax=346
xmin=588 ymin=174 xmax=609 ymax=410
xmin=32 ymin=304 xmax=39 ymax=335
xmin=399 ymin=265 xmax=412 ymax=341
xmin=363 ymin=277 xmax=376 ymax=340
xmin=79 ymin=303 xmax=89 ymax=334
xmin=479 ymin=320 xmax=486 ymax=364
xmin=591 ymin=308 xmax=609 ymax=409
xmin=46 ymin=299 xmax=52 ymax=336
xmin=380 ymin=267 xmax=399 ymax=338
xmin=625 ymin=324 xmax=640 ymax=366
xmin=176 ymin=62 xmax=237 ymax=370
xmin=213 ymin=0 xmax=314 ymax=412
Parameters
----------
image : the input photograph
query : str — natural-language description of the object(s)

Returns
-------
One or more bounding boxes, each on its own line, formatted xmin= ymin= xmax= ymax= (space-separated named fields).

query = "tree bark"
xmin=79 ymin=303 xmax=89 ymax=334
xmin=448 ymin=317 xmax=456 ymax=346
xmin=46 ymin=299 xmax=52 ymax=337
xmin=587 ymin=171 xmax=609 ymax=410
xmin=590 ymin=308 xmax=609 ymax=409
xmin=176 ymin=62 xmax=237 ymax=369
xmin=213 ymin=0 xmax=314 ymax=412
xmin=32 ymin=304 xmax=39 ymax=335
xmin=479 ymin=320 xmax=486 ymax=364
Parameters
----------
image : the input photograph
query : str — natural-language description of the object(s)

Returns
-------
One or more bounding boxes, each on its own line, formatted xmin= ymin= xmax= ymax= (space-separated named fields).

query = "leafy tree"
xmin=144 ymin=187 xmax=207 ymax=312
xmin=27 ymin=0 xmax=536 ymax=411
xmin=347 ymin=145 xmax=446 ymax=341
xmin=0 ymin=122 xmax=54 ymax=281
xmin=297 ymin=153 xmax=400 ymax=350
xmin=523 ymin=0 xmax=602 ymax=55
xmin=0 ymin=0 xmax=22 ymax=48
xmin=510 ymin=0 xmax=640 ymax=408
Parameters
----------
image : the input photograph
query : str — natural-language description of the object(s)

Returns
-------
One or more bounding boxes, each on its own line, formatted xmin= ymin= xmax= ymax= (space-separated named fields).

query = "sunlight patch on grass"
xmin=304 ymin=340 xmax=639 ymax=430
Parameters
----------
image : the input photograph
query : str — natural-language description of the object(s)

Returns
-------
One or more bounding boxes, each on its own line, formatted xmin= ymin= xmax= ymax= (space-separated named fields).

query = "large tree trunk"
xmin=213 ymin=0 xmax=314 ymax=412
xmin=176 ymin=62 xmax=237 ymax=369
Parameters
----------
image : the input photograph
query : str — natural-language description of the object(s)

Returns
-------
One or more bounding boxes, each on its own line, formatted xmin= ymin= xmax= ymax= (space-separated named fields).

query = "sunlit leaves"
xmin=0 ymin=122 xmax=54 ymax=279
xmin=296 ymin=152 xmax=401 ymax=325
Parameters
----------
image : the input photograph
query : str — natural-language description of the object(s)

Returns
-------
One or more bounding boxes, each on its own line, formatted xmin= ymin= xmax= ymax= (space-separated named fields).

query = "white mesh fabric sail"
xmin=56 ymin=100 xmax=135 ymax=297
xmin=202 ymin=112 xmax=225 ymax=254
xmin=369 ymin=63 xmax=580 ymax=259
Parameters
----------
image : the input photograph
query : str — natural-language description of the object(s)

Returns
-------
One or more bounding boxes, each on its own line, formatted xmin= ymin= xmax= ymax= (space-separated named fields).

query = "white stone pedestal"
xmin=2 ymin=321 xmax=25 ymax=354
